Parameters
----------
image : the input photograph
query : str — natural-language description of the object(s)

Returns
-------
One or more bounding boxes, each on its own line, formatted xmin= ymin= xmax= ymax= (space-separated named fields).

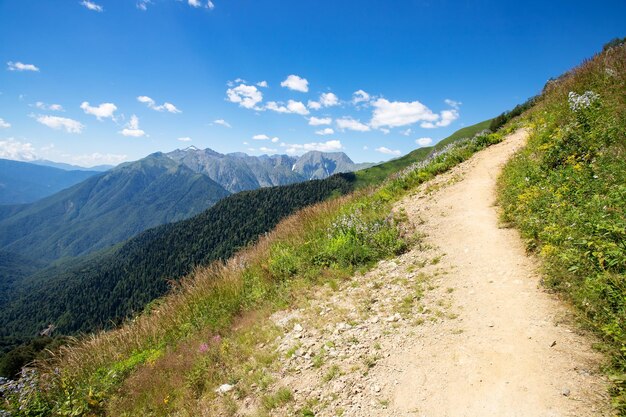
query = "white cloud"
xmin=256 ymin=80 xmax=268 ymax=88
xmin=137 ymin=96 xmax=181 ymax=113
xmin=308 ymin=117 xmax=332 ymax=126
xmin=35 ymin=102 xmax=64 ymax=111
xmin=80 ymin=101 xmax=117 ymax=120
xmin=80 ymin=1 xmax=104 ymax=12
xmin=137 ymin=0 xmax=151 ymax=10
xmin=420 ymin=109 xmax=459 ymax=128
xmin=7 ymin=61 xmax=39 ymax=72
xmin=370 ymin=98 xmax=438 ymax=129
xmin=178 ymin=137 xmax=192 ymax=142
xmin=375 ymin=146 xmax=401 ymax=156
xmin=259 ymin=147 xmax=277 ymax=153
xmin=266 ymin=100 xmax=309 ymax=115
xmin=213 ymin=119 xmax=231 ymax=128
xmin=352 ymin=90 xmax=370 ymax=105
xmin=281 ymin=140 xmax=342 ymax=155
xmin=71 ymin=153 xmax=128 ymax=167
xmin=280 ymin=74 xmax=309 ymax=93
xmin=336 ymin=117 xmax=370 ymax=132
xmin=315 ymin=128 xmax=334 ymax=136
xmin=253 ymin=134 xmax=270 ymax=140
xmin=36 ymin=115 xmax=84 ymax=133
xmin=207 ymin=0 xmax=215 ymax=9
xmin=319 ymin=92 xmax=339 ymax=107
xmin=271 ymin=137 xmax=279 ymax=143
xmin=226 ymin=84 xmax=263 ymax=109
xmin=188 ymin=0 xmax=201 ymax=7
xmin=0 ymin=138 xmax=37 ymax=161
xmin=380 ymin=128 xmax=390 ymax=134
xmin=307 ymin=100 xmax=322 ymax=110
xmin=0 ymin=118 xmax=10 ymax=128
xmin=444 ymin=99 xmax=462 ymax=109
xmin=119 ymin=115 xmax=146 ymax=137
xmin=401 ymin=128 xmax=412 ymax=136
xmin=416 ymin=137 xmax=433 ymax=147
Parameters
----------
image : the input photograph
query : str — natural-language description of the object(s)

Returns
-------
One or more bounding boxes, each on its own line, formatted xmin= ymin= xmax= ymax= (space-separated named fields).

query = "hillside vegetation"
xmin=498 ymin=40 xmax=626 ymax=411
xmin=0 ymin=123 xmax=509 ymax=415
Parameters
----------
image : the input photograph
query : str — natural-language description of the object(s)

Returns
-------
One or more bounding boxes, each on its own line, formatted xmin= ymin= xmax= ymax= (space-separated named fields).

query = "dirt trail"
xmin=231 ymin=130 xmax=611 ymax=416
xmin=390 ymin=129 xmax=610 ymax=416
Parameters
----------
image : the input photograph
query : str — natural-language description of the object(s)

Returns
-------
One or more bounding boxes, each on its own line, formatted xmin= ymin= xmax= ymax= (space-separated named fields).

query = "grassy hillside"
xmin=0 ymin=124 xmax=509 ymax=415
xmin=353 ymin=118 xmax=492 ymax=187
xmin=498 ymin=40 xmax=626 ymax=411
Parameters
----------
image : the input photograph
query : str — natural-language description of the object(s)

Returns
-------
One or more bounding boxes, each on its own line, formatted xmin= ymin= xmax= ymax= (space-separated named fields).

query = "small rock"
xmin=215 ymin=383 xmax=234 ymax=394
xmin=562 ymin=388 xmax=571 ymax=397
xmin=550 ymin=340 xmax=557 ymax=348
xmin=294 ymin=323 xmax=303 ymax=332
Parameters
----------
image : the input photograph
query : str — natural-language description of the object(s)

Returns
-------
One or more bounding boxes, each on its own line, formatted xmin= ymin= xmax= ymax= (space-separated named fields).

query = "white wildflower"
xmin=568 ymin=91 xmax=600 ymax=112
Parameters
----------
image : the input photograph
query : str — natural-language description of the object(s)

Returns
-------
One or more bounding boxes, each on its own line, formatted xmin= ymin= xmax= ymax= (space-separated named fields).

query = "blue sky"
xmin=0 ymin=0 xmax=624 ymax=166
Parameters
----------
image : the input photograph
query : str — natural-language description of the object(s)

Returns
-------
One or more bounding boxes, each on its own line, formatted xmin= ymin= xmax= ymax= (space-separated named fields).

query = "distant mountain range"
xmin=30 ymin=159 xmax=114 ymax=172
xmin=0 ymin=148 xmax=371 ymax=264
xmin=166 ymin=146 xmax=373 ymax=193
xmin=0 ymin=159 xmax=100 ymax=205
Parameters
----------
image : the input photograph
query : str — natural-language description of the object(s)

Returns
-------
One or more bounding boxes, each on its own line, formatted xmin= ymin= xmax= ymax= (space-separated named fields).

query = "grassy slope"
xmin=498 ymin=42 xmax=626 ymax=412
xmin=353 ymin=119 xmax=492 ymax=187
xmin=0 ymin=124 xmax=508 ymax=415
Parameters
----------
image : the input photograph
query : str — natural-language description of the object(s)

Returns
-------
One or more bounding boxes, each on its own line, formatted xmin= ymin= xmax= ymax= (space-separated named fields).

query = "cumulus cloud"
xmin=375 ymin=146 xmax=401 ymax=156
xmin=80 ymin=101 xmax=117 ymax=120
xmin=336 ymin=117 xmax=370 ymax=132
xmin=320 ymin=92 xmax=339 ymax=107
xmin=420 ymin=109 xmax=459 ymax=128
xmin=370 ymin=98 xmax=438 ymax=129
xmin=226 ymin=84 xmax=263 ymax=109
xmin=80 ymin=1 xmax=103 ymax=12
xmin=207 ymin=0 xmax=215 ymax=9
xmin=0 ymin=138 xmax=37 ymax=161
xmin=7 ymin=61 xmax=39 ymax=72
xmin=307 ymin=100 xmax=322 ymax=110
xmin=280 ymin=140 xmax=342 ymax=155
xmin=213 ymin=119 xmax=231 ymax=128
xmin=35 ymin=102 xmax=64 ymax=111
xmin=256 ymin=81 xmax=268 ymax=88
xmin=0 ymin=118 xmax=10 ymax=128
xmin=352 ymin=90 xmax=370 ymax=105
xmin=271 ymin=137 xmax=279 ymax=143
xmin=259 ymin=147 xmax=277 ymax=153
xmin=178 ymin=137 xmax=192 ymax=142
xmin=266 ymin=100 xmax=309 ymax=115
xmin=119 ymin=115 xmax=146 ymax=137
xmin=137 ymin=96 xmax=181 ymax=113
xmin=36 ymin=115 xmax=84 ymax=133
xmin=280 ymin=74 xmax=309 ymax=92
xmin=253 ymin=134 xmax=270 ymax=140
xmin=315 ymin=128 xmax=334 ymax=136
xmin=308 ymin=117 xmax=332 ymax=126
xmin=401 ymin=128 xmax=412 ymax=136
xmin=415 ymin=137 xmax=433 ymax=147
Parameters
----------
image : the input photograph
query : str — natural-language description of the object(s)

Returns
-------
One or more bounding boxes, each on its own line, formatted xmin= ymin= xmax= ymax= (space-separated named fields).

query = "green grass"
xmin=353 ymin=118 xmax=492 ymax=188
xmin=498 ymin=42 xmax=626 ymax=413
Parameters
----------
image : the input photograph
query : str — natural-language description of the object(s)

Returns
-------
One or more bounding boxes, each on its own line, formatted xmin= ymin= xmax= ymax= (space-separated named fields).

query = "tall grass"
xmin=0 ymin=125 xmax=508 ymax=416
xmin=498 ymin=41 xmax=626 ymax=412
